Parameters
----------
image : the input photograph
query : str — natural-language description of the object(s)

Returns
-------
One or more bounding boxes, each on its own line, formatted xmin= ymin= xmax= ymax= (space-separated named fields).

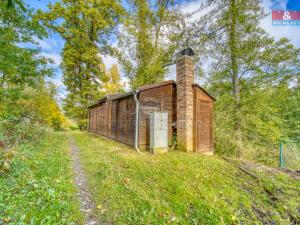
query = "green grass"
xmin=0 ymin=132 xmax=83 ymax=224
xmin=73 ymin=132 xmax=300 ymax=225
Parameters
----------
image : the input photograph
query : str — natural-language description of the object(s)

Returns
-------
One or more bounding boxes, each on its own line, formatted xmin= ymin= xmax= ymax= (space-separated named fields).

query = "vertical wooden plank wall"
xmin=116 ymin=98 xmax=126 ymax=143
xmin=138 ymin=84 xmax=176 ymax=150
xmin=88 ymin=83 xmax=176 ymax=150
xmin=92 ymin=101 xmax=111 ymax=138
xmin=111 ymin=101 xmax=117 ymax=140
xmin=88 ymin=83 xmax=214 ymax=153
xmin=193 ymin=87 xmax=214 ymax=153
xmin=114 ymin=96 xmax=136 ymax=146
xmin=127 ymin=96 xmax=136 ymax=146
xmin=89 ymin=96 xmax=136 ymax=147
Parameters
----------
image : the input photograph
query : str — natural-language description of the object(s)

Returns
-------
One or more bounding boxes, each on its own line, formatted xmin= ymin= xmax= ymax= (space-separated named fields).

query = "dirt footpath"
xmin=69 ymin=136 xmax=99 ymax=225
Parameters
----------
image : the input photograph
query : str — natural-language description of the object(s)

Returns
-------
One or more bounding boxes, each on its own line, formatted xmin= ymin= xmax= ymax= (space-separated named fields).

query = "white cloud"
xmin=37 ymin=36 xmax=63 ymax=66
xmin=121 ymin=76 xmax=131 ymax=91
xmin=38 ymin=38 xmax=60 ymax=51
xmin=51 ymin=76 xmax=64 ymax=88
xmin=165 ymin=65 xmax=176 ymax=81
xmin=41 ymin=52 xmax=62 ymax=65
xmin=101 ymin=54 xmax=118 ymax=70
xmin=177 ymin=0 xmax=210 ymax=21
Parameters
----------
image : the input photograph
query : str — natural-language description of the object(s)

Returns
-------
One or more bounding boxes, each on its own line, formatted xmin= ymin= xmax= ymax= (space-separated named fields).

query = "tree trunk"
xmin=229 ymin=0 xmax=242 ymax=157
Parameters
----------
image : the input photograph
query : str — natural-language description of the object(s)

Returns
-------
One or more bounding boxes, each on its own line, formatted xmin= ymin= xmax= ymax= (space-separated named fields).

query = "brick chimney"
xmin=176 ymin=48 xmax=195 ymax=152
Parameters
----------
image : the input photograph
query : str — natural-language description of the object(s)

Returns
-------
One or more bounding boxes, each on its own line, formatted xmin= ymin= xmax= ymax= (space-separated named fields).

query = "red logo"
xmin=272 ymin=10 xmax=300 ymax=20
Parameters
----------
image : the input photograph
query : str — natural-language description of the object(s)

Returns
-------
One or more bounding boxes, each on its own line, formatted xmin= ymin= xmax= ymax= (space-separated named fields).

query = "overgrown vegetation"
xmin=0 ymin=132 xmax=83 ymax=224
xmin=0 ymin=0 xmax=299 ymax=222
xmin=0 ymin=0 xmax=65 ymax=137
xmin=0 ymin=0 xmax=68 ymax=175
xmin=0 ymin=3 xmax=75 ymax=222
xmin=73 ymin=132 xmax=300 ymax=225
xmin=282 ymin=142 xmax=300 ymax=171
xmin=185 ymin=0 xmax=300 ymax=165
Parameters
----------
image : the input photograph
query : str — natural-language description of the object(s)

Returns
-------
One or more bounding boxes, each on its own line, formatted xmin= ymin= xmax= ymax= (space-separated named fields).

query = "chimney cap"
xmin=179 ymin=47 xmax=195 ymax=57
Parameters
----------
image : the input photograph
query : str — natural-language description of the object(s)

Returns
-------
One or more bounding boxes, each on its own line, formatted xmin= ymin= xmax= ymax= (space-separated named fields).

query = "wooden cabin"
xmin=88 ymin=48 xmax=215 ymax=154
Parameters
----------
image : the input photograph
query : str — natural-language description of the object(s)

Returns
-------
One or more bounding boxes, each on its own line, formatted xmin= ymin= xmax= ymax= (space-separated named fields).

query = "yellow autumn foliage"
xmin=102 ymin=64 xmax=124 ymax=94
xmin=18 ymin=85 xmax=68 ymax=131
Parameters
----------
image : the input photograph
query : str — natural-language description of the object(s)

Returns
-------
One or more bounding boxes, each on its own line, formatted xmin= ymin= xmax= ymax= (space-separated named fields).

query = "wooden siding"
xmin=88 ymin=82 xmax=213 ymax=153
xmin=138 ymin=83 xmax=176 ymax=150
xmin=88 ymin=96 xmax=136 ymax=147
xmin=91 ymin=101 xmax=111 ymax=137
xmin=193 ymin=86 xmax=214 ymax=153
xmin=111 ymin=100 xmax=117 ymax=140
xmin=127 ymin=96 xmax=136 ymax=146
xmin=88 ymin=83 xmax=176 ymax=150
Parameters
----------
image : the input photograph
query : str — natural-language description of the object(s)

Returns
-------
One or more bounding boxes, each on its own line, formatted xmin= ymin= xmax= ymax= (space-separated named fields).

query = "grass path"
xmin=69 ymin=135 xmax=99 ymax=225
xmin=72 ymin=131 xmax=300 ymax=225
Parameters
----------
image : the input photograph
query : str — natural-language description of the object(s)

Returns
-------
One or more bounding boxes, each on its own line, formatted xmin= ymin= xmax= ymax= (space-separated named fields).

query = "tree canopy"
xmin=102 ymin=64 xmax=124 ymax=94
xmin=0 ymin=0 xmax=66 ymax=146
xmin=37 ymin=0 xmax=124 ymax=129
xmin=117 ymin=0 xmax=186 ymax=88
xmin=187 ymin=0 xmax=300 ymax=160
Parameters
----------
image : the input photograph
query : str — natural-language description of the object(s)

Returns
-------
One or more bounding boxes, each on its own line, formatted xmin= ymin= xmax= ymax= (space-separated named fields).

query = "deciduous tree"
xmin=190 ymin=0 xmax=300 ymax=158
xmin=117 ymin=0 xmax=186 ymax=88
xmin=37 ymin=0 xmax=124 ymax=129
xmin=0 ymin=0 xmax=62 ymax=146
xmin=102 ymin=64 xmax=124 ymax=94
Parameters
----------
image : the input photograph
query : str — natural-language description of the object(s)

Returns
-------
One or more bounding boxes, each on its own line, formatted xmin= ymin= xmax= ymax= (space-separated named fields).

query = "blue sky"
xmin=271 ymin=0 xmax=299 ymax=10
xmin=23 ymin=0 xmax=300 ymax=100
xmin=286 ymin=0 xmax=300 ymax=10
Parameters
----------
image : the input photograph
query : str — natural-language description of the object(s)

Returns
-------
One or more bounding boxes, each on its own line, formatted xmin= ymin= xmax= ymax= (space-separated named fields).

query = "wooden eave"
xmin=192 ymin=84 xmax=216 ymax=101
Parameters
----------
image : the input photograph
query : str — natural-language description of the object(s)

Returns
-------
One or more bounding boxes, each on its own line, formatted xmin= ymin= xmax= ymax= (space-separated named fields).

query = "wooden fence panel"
xmin=127 ymin=96 xmax=136 ymax=146
xmin=111 ymin=100 xmax=117 ymax=139
xmin=116 ymin=99 xmax=127 ymax=143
